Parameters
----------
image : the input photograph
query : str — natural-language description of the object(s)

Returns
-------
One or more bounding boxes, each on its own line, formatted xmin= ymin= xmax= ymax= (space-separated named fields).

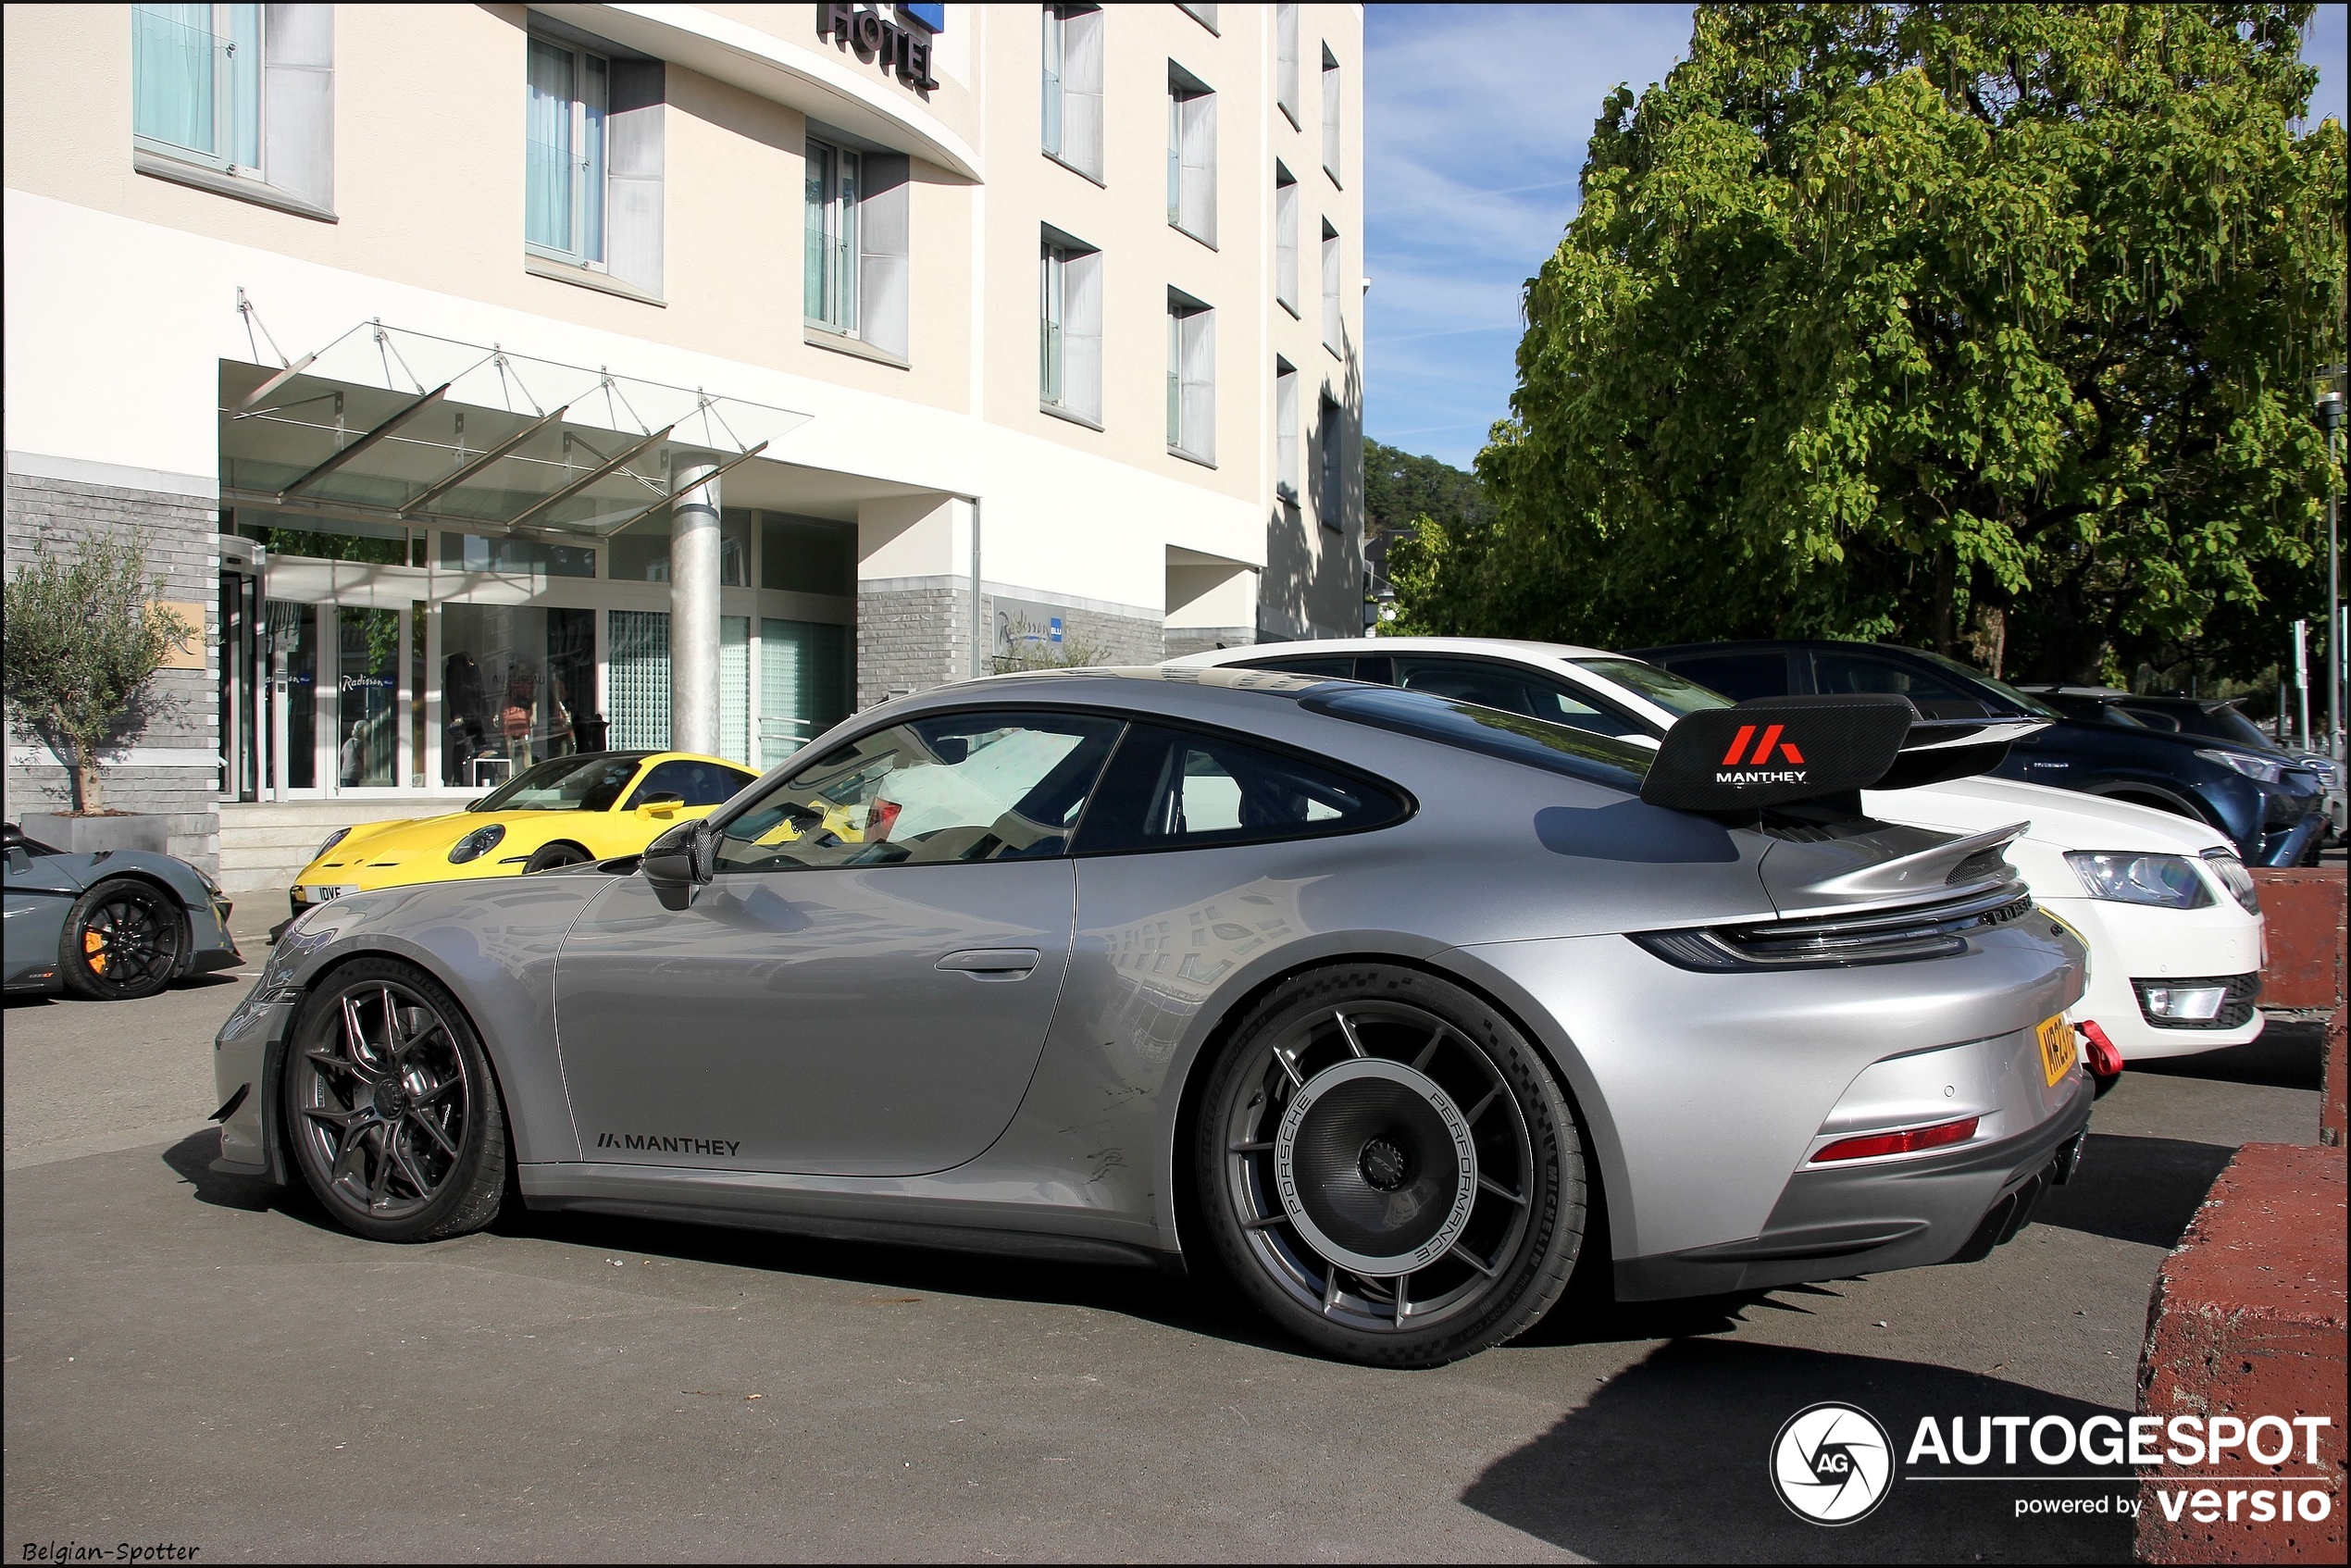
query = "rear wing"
xmin=1639 ymin=695 xmax=2046 ymax=815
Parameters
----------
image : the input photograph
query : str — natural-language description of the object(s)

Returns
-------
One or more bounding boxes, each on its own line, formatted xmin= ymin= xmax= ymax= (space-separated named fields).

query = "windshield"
xmin=1568 ymin=657 xmax=1737 ymax=718
xmin=1300 ymin=684 xmax=1650 ymax=793
xmin=1908 ymin=648 xmax=2061 ymax=718
xmin=2193 ymin=705 xmax=2277 ymax=752
xmin=475 ymin=753 xmax=643 ymax=813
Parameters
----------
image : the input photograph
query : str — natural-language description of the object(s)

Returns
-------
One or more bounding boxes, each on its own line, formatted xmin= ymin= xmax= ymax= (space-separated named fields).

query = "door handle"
xmin=936 ymin=948 xmax=1040 ymax=981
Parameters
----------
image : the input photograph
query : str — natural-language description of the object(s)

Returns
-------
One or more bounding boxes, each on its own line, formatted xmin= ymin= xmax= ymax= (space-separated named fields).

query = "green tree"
xmin=1423 ymin=3 xmax=2345 ymax=682
xmin=4 ymin=531 xmax=193 ymax=814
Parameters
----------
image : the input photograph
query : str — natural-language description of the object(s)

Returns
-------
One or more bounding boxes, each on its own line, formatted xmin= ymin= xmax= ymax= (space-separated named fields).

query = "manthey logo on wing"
xmin=1641 ymin=695 xmax=1918 ymax=814
xmin=1772 ymin=1402 xmax=1896 ymax=1524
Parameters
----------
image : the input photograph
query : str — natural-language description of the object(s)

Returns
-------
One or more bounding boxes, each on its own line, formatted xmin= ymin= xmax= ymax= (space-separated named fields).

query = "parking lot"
xmin=3 ymin=892 xmax=2327 ymax=1563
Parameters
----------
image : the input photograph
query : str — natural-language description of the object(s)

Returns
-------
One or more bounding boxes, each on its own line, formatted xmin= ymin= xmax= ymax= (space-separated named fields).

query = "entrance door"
xmin=552 ymin=708 xmax=1122 ymax=1176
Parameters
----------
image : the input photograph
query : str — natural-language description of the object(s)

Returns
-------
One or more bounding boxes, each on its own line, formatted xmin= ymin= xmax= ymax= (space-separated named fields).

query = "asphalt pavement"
xmin=2 ymin=891 xmax=2326 ymax=1562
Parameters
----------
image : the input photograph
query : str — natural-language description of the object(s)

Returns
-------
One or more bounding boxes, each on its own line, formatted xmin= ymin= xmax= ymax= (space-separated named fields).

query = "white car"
xmin=1169 ymin=638 xmax=2265 ymax=1063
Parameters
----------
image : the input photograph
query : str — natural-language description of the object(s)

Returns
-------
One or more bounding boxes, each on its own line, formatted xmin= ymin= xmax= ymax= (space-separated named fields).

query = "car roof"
xmin=1166 ymin=636 xmax=1619 ymax=664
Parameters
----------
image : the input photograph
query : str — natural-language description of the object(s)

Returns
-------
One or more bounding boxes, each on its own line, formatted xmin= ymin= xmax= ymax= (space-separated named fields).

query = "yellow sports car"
xmin=287 ymin=751 xmax=759 ymax=918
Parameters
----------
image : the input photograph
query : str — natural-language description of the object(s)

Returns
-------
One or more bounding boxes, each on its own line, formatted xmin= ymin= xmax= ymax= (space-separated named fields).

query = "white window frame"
xmin=1275 ymin=359 xmax=1300 ymax=503
xmin=1275 ymin=163 xmax=1300 ymax=317
xmin=1322 ymin=221 xmax=1343 ymax=357
xmin=526 ymin=34 xmax=610 ymax=269
xmin=805 ymin=136 xmax=863 ymax=336
xmin=131 ymin=2 xmax=264 ymax=175
xmin=1041 ymin=5 xmax=1103 ymax=182
xmin=1275 ymin=4 xmax=1300 ymax=129
xmin=1040 ymin=241 xmax=1067 ymax=407
xmin=1167 ymin=65 xmax=1217 ymax=246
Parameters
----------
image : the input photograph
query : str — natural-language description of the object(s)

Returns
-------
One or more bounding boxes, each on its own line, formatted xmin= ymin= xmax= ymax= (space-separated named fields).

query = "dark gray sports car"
xmin=5 ymin=823 xmax=242 ymax=999
xmin=213 ymin=668 xmax=2091 ymax=1364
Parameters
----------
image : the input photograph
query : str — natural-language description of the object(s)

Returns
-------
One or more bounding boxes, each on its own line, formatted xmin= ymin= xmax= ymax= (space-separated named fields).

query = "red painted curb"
xmin=2135 ymin=1144 xmax=2348 ymax=1563
xmin=2251 ymin=869 xmax=2347 ymax=1012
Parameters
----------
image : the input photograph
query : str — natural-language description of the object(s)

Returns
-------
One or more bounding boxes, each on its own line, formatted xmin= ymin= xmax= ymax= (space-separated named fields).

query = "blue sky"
xmin=1362 ymin=3 xmax=2350 ymax=473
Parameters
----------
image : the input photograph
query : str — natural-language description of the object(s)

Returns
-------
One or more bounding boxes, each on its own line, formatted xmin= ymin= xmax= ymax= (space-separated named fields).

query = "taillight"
xmin=868 ymin=799 xmax=902 ymax=841
xmin=1810 ymin=1115 xmax=1980 ymax=1164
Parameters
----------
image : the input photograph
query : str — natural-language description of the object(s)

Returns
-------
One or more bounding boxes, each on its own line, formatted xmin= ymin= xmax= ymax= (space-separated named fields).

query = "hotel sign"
xmin=818 ymin=3 xmax=939 ymax=93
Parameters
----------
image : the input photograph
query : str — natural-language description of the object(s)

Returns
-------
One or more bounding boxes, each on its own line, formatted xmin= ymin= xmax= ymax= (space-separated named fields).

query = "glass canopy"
xmin=218 ymin=322 xmax=813 ymax=538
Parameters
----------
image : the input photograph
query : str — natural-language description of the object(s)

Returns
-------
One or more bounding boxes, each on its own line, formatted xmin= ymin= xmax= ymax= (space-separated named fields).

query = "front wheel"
xmin=59 ymin=878 xmax=183 ymax=1000
xmin=522 ymin=840 xmax=591 ymax=874
xmin=284 ymin=958 xmax=507 ymax=1242
xmin=1196 ymin=964 xmax=1586 ymax=1367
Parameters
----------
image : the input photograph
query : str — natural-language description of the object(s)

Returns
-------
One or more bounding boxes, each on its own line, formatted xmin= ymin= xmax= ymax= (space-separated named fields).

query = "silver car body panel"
xmin=215 ymin=667 xmax=2088 ymax=1290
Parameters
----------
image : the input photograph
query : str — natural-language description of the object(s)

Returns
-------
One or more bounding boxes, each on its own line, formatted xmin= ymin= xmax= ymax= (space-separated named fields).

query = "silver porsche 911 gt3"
xmin=214 ymin=667 xmax=2091 ymax=1365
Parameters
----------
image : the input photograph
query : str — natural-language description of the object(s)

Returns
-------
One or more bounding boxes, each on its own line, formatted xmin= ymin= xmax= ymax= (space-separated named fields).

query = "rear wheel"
xmin=522 ymin=840 xmax=592 ymax=874
xmin=58 ymin=879 xmax=183 ymax=1000
xmin=284 ymin=958 xmax=506 ymax=1242
xmin=1196 ymin=964 xmax=1585 ymax=1366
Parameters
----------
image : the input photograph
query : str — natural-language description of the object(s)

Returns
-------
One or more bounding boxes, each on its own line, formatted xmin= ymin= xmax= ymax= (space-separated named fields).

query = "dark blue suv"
xmin=1630 ymin=640 xmax=2331 ymax=866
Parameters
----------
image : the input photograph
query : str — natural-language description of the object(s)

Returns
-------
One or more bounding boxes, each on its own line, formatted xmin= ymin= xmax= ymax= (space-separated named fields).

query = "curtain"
xmin=1064 ymin=248 xmax=1103 ymax=423
xmin=1275 ymin=176 xmax=1299 ymax=311
xmin=525 ymin=38 xmax=574 ymax=252
xmin=1178 ymin=91 xmax=1216 ymax=243
xmin=1062 ymin=7 xmax=1104 ymax=180
xmin=1323 ymin=229 xmax=1343 ymax=355
xmin=263 ymin=5 xmax=336 ymax=208
xmin=1275 ymin=365 xmax=1300 ymax=499
xmin=580 ymin=53 xmax=607 ymax=263
xmin=132 ymin=4 xmax=214 ymax=155
xmin=858 ymin=153 xmax=912 ymax=358
xmin=223 ymin=5 xmax=262 ymax=167
xmin=1039 ymin=7 xmax=1063 ymax=156
xmin=1179 ymin=309 xmax=1216 ymax=463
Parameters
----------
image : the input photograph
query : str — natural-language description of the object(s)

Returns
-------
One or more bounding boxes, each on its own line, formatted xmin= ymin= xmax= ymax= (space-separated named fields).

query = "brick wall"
xmin=988 ymin=594 xmax=1163 ymax=667
xmin=3 ymin=470 xmax=220 ymax=870
xmin=1163 ymin=626 xmax=1256 ymax=662
xmin=856 ymin=582 xmax=970 ymax=710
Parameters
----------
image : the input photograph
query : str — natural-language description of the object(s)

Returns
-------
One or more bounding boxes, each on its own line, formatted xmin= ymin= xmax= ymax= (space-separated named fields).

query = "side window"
xmin=1074 ymin=723 xmax=1406 ymax=853
xmin=1661 ymin=653 xmax=1792 ymax=703
xmin=626 ymin=759 xmax=756 ymax=809
xmin=1393 ymin=658 xmax=1647 ymax=740
xmin=715 ymin=712 xmax=1122 ymax=871
xmin=1243 ymin=654 xmax=1358 ymax=679
xmin=1812 ymin=653 xmax=1990 ymax=718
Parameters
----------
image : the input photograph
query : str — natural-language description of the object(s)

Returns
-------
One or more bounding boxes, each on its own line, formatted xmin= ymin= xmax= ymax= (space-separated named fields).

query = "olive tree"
xmin=4 ymin=531 xmax=193 ymax=814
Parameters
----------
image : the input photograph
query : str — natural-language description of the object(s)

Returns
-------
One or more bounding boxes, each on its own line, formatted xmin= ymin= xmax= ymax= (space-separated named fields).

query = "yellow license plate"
xmin=2036 ymin=1015 xmax=2078 ymax=1087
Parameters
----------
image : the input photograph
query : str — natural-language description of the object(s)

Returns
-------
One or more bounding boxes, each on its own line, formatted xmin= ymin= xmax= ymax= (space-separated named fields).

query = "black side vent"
xmin=1633 ymin=885 xmax=2034 ymax=972
xmin=1947 ymin=846 xmax=2013 ymax=886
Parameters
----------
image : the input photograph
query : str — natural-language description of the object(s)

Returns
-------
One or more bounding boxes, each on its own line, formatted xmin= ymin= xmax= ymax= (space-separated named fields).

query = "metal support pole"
xmin=669 ymin=452 xmax=723 ymax=756
xmin=2318 ymin=380 xmax=2345 ymax=762
xmin=2294 ymin=619 xmax=2311 ymax=752
xmin=968 ymin=496 xmax=984 ymax=680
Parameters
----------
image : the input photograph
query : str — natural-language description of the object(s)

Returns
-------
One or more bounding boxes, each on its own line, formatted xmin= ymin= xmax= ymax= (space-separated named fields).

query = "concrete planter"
xmin=17 ymin=812 xmax=172 ymax=855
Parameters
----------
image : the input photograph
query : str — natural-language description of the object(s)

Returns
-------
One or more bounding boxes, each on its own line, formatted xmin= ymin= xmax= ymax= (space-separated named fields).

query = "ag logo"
xmin=1770 ymin=1402 xmax=1894 ymax=1524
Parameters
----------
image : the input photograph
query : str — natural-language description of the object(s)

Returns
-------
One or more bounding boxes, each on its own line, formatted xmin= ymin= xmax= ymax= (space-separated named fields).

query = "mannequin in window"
xmin=443 ymin=650 xmax=488 ymax=786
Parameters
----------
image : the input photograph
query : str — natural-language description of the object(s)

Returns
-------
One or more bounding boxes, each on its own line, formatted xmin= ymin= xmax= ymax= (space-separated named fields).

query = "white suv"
xmin=1169 ymin=637 xmax=2265 ymax=1063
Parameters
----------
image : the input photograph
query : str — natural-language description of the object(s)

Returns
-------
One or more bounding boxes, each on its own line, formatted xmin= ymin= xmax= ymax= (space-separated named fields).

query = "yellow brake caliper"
xmin=83 ymin=928 xmax=108 ymax=974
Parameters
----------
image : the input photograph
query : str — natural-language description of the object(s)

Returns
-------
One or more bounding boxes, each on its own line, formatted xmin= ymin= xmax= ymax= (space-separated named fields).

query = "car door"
xmin=3 ymin=838 xmax=84 ymax=989
xmin=551 ymin=710 xmax=1123 ymax=1176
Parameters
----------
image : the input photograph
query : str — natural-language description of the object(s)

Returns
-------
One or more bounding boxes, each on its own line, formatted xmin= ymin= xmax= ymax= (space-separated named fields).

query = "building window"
xmin=1322 ymin=43 xmax=1341 ymax=185
xmin=133 ymin=3 xmax=261 ymax=171
xmin=131 ymin=4 xmax=335 ymax=213
xmin=1275 ymin=163 xmax=1300 ymax=317
xmin=1167 ymin=64 xmax=1217 ymax=246
xmin=1275 ymin=4 xmax=1300 ymax=127
xmin=1275 ymin=359 xmax=1300 ymax=503
xmin=1177 ymin=3 xmax=1218 ymax=32
xmin=805 ymin=132 xmax=912 ymax=357
xmin=1322 ymin=221 xmax=1343 ymax=356
xmin=527 ymin=36 xmax=608 ymax=266
xmin=1167 ymin=292 xmax=1215 ymax=463
xmin=804 ymin=137 xmax=859 ymax=330
xmin=1040 ymin=5 xmax=1103 ymax=181
xmin=1319 ymin=393 xmax=1345 ymax=532
xmin=1041 ymin=234 xmax=1103 ymax=424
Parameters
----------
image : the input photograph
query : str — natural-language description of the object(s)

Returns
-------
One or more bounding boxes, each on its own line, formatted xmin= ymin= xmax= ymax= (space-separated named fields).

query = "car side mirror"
xmin=5 ymin=845 xmax=28 ymax=876
xmin=633 ymin=790 xmax=686 ymax=819
xmin=642 ymin=818 xmax=715 ymax=909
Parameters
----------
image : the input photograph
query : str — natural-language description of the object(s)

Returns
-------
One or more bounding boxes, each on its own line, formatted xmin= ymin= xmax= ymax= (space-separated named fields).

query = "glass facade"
xmin=220 ymin=510 xmax=855 ymax=801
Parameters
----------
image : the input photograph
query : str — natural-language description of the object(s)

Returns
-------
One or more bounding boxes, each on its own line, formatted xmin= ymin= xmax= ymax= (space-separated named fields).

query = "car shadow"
xmin=2034 ymin=1134 xmax=2233 ymax=1250
xmin=159 ymin=1130 xmax=1296 ymax=1355
xmin=2130 ymin=1019 xmax=2325 ymax=1091
xmin=1462 ymin=1338 xmax=2134 ymax=1562
xmin=3 ymin=973 xmax=244 ymax=1009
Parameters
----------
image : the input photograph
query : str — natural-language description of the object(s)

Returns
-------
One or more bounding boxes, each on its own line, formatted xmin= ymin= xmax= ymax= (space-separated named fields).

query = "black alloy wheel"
xmin=285 ymin=958 xmax=507 ymax=1242
xmin=1197 ymin=964 xmax=1586 ymax=1366
xmin=59 ymin=879 xmax=183 ymax=1001
xmin=522 ymin=840 xmax=592 ymax=874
